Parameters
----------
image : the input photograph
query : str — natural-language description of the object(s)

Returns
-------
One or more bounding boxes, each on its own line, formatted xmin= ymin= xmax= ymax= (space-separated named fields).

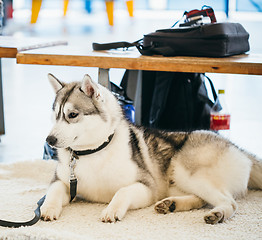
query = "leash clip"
xmin=69 ymin=152 xmax=78 ymax=181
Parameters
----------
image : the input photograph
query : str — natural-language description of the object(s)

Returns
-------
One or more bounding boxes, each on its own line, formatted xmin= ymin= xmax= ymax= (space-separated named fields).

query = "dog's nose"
xmin=46 ymin=135 xmax=57 ymax=146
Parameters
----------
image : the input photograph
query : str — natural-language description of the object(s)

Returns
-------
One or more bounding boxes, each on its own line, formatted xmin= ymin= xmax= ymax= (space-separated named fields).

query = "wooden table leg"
xmin=98 ymin=68 xmax=111 ymax=90
xmin=0 ymin=59 xmax=5 ymax=135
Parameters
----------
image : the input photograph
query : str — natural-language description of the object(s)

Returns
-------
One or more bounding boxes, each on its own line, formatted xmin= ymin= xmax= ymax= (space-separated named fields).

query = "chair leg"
xmin=30 ymin=0 xmax=42 ymax=24
xmin=85 ymin=0 xmax=92 ymax=13
xmin=63 ymin=0 xmax=69 ymax=17
xmin=0 ymin=59 xmax=5 ymax=135
xmin=126 ymin=0 xmax=133 ymax=17
xmin=105 ymin=0 xmax=114 ymax=26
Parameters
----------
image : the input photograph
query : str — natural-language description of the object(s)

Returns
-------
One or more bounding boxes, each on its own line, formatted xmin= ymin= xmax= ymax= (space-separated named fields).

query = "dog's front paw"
xmin=101 ymin=205 xmax=126 ymax=223
xmin=41 ymin=202 xmax=62 ymax=221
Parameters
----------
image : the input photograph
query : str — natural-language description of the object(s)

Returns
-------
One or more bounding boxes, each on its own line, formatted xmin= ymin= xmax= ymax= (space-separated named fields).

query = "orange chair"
xmin=30 ymin=0 xmax=69 ymax=24
xmin=31 ymin=0 xmax=134 ymax=26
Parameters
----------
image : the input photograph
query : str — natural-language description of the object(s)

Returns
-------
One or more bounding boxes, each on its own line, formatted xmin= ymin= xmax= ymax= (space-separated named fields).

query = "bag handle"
xmin=196 ymin=74 xmax=217 ymax=107
xmin=93 ymin=38 xmax=179 ymax=56
xmin=92 ymin=39 xmax=142 ymax=51
xmin=204 ymin=74 xmax=217 ymax=102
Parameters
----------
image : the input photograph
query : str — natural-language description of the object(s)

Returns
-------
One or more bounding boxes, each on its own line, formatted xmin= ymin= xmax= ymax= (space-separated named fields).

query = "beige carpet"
xmin=0 ymin=160 xmax=262 ymax=240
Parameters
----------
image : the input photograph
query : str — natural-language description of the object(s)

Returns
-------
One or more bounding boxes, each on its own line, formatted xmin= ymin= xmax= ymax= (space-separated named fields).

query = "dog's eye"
xmin=68 ymin=112 xmax=79 ymax=119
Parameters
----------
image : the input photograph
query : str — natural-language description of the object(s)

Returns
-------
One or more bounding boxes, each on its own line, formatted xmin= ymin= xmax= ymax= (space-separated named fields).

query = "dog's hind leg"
xmin=155 ymin=195 xmax=206 ymax=214
xmin=202 ymin=190 xmax=237 ymax=224
xmin=179 ymin=179 xmax=238 ymax=224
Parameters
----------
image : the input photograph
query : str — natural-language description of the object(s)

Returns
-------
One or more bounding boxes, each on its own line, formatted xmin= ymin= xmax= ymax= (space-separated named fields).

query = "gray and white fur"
xmin=41 ymin=73 xmax=262 ymax=224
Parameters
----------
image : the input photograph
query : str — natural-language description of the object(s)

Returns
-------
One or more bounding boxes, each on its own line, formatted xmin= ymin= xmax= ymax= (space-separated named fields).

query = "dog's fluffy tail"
xmin=247 ymin=152 xmax=262 ymax=190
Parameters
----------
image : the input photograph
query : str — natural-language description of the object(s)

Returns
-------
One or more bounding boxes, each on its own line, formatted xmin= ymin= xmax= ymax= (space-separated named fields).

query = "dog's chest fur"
xmin=56 ymin=144 xmax=138 ymax=203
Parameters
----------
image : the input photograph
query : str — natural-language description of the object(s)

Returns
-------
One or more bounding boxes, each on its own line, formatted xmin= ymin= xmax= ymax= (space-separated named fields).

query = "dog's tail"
xmin=247 ymin=152 xmax=262 ymax=190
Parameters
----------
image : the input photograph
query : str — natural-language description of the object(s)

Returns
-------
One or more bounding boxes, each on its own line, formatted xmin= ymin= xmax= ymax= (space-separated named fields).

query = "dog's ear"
xmin=48 ymin=73 xmax=64 ymax=93
xmin=81 ymin=74 xmax=101 ymax=99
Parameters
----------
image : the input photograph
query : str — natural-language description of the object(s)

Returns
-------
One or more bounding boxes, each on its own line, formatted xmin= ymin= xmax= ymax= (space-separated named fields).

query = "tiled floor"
xmin=0 ymin=9 xmax=262 ymax=162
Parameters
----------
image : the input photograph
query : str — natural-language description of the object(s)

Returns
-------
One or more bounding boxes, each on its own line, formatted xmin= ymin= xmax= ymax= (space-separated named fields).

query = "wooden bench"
xmin=0 ymin=37 xmax=67 ymax=135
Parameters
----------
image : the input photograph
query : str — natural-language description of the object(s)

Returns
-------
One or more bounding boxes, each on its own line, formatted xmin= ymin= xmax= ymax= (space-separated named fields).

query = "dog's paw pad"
xmin=204 ymin=211 xmax=224 ymax=224
xmin=155 ymin=199 xmax=176 ymax=214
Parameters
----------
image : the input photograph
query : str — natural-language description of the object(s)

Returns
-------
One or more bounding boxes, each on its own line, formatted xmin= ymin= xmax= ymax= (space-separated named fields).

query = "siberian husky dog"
xmin=41 ymin=73 xmax=262 ymax=224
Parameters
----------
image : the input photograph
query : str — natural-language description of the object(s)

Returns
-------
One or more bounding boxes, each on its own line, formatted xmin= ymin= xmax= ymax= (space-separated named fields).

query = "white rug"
xmin=0 ymin=160 xmax=262 ymax=240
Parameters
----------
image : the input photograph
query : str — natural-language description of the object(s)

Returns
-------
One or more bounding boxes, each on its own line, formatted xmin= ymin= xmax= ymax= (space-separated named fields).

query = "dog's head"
xmin=46 ymin=74 xmax=119 ymax=150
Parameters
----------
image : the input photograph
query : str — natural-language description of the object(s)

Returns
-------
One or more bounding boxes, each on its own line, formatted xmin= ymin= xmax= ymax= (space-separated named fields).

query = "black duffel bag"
xmin=93 ymin=22 xmax=249 ymax=57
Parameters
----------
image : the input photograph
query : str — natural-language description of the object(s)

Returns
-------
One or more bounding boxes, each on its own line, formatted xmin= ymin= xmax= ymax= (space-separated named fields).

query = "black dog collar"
xmin=69 ymin=133 xmax=114 ymax=157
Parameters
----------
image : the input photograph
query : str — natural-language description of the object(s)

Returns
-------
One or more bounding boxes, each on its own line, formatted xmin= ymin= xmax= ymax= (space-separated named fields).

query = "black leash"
xmin=0 ymin=133 xmax=114 ymax=228
xmin=0 ymin=195 xmax=46 ymax=228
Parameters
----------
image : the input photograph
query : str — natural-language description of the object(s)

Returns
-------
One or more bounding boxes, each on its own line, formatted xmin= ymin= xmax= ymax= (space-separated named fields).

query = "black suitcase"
xmin=93 ymin=22 xmax=250 ymax=57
